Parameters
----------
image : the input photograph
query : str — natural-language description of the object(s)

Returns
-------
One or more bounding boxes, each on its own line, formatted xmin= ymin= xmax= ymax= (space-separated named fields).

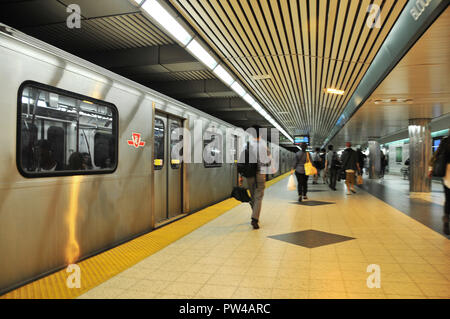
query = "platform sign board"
xmin=294 ymin=135 xmax=310 ymax=146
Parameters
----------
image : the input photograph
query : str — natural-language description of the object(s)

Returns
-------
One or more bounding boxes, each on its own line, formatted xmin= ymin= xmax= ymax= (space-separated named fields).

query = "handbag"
xmin=357 ymin=175 xmax=363 ymax=185
xmin=304 ymin=152 xmax=317 ymax=176
xmin=287 ymin=174 xmax=297 ymax=191
xmin=231 ymin=187 xmax=252 ymax=203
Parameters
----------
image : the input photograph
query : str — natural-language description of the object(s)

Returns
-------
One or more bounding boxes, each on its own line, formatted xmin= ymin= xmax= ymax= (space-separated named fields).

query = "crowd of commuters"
xmin=237 ymin=126 xmax=449 ymax=231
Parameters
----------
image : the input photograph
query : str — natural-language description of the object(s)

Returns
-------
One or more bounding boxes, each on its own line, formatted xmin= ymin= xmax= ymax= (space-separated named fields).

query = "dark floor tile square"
xmin=290 ymin=200 xmax=335 ymax=206
xmin=268 ymin=230 xmax=355 ymax=248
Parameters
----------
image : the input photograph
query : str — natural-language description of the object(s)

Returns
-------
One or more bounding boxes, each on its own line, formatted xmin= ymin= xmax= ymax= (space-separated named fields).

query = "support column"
xmin=408 ymin=118 xmax=432 ymax=193
xmin=368 ymin=141 xmax=381 ymax=179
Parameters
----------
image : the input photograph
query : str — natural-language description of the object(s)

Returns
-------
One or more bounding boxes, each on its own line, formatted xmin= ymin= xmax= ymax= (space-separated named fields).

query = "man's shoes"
xmin=303 ymin=195 xmax=308 ymax=200
xmin=251 ymin=218 xmax=260 ymax=229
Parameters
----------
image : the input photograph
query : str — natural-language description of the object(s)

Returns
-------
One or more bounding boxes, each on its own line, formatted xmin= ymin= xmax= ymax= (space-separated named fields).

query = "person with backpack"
xmin=238 ymin=125 xmax=269 ymax=229
xmin=325 ymin=145 xmax=339 ymax=191
xmin=290 ymin=142 xmax=311 ymax=202
xmin=357 ymin=148 xmax=366 ymax=176
xmin=428 ymin=136 xmax=450 ymax=220
xmin=340 ymin=142 xmax=360 ymax=195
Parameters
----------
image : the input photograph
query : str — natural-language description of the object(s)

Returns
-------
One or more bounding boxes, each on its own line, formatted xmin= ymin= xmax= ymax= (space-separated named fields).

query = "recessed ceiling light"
xmin=373 ymin=98 xmax=413 ymax=104
xmin=324 ymin=88 xmax=345 ymax=95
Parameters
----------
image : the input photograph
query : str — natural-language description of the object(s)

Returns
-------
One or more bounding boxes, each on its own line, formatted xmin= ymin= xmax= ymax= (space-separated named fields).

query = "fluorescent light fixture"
xmin=324 ymin=88 xmax=345 ymax=95
xmin=231 ymin=82 xmax=246 ymax=97
xmin=243 ymin=94 xmax=256 ymax=106
xmin=141 ymin=0 xmax=192 ymax=46
xmin=213 ymin=65 xmax=234 ymax=86
xmin=186 ymin=39 xmax=217 ymax=69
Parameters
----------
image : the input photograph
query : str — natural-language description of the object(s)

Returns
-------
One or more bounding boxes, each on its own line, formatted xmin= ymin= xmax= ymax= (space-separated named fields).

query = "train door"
xmin=232 ymin=135 xmax=239 ymax=187
xmin=153 ymin=112 xmax=183 ymax=224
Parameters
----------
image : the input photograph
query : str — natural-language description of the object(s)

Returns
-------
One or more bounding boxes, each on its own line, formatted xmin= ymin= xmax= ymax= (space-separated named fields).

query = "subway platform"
xmin=4 ymin=173 xmax=448 ymax=300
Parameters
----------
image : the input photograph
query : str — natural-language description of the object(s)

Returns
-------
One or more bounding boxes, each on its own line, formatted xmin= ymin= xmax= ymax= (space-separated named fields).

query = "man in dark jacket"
xmin=341 ymin=142 xmax=360 ymax=195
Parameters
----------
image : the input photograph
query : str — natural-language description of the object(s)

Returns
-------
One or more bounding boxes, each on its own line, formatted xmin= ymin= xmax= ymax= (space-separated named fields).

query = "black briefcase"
xmin=231 ymin=187 xmax=252 ymax=203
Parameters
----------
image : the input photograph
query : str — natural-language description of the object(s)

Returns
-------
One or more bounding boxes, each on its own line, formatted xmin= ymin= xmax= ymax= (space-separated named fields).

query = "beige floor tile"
xmin=153 ymin=293 xmax=192 ymax=299
xmin=162 ymin=282 xmax=204 ymax=296
xmin=128 ymin=279 xmax=171 ymax=293
xmin=415 ymin=283 xmax=450 ymax=298
xmin=344 ymin=280 xmax=383 ymax=294
xmin=381 ymin=272 xmax=413 ymax=283
xmin=381 ymin=282 xmax=424 ymax=296
xmin=187 ymin=263 xmax=220 ymax=274
xmin=196 ymin=256 xmax=228 ymax=266
xmin=400 ymin=263 xmax=440 ymax=274
xmin=247 ymin=266 xmax=279 ymax=277
xmin=97 ymin=277 xmax=139 ymax=290
xmin=339 ymin=262 xmax=370 ymax=271
xmin=347 ymin=293 xmax=386 ymax=299
xmin=409 ymin=271 xmax=449 ymax=284
xmin=175 ymin=272 xmax=212 ymax=284
xmin=240 ymin=276 xmax=276 ymax=289
xmin=78 ymin=287 xmax=125 ymax=299
xmin=207 ymin=273 xmax=244 ymax=286
xmin=341 ymin=271 xmax=369 ymax=281
xmin=310 ymin=269 xmax=343 ymax=280
xmin=271 ymin=288 xmax=308 ymax=299
xmin=195 ymin=284 xmax=237 ymax=299
xmin=308 ymin=290 xmax=348 ymax=299
xmin=309 ymin=279 xmax=346 ymax=292
xmin=139 ymin=269 xmax=183 ymax=281
xmin=232 ymin=287 xmax=272 ymax=299
xmin=216 ymin=265 xmax=251 ymax=275
xmin=272 ymin=277 xmax=309 ymax=290
xmin=277 ymin=267 xmax=310 ymax=279
xmin=393 ymin=255 xmax=428 ymax=264
xmin=116 ymin=290 xmax=156 ymax=299
xmin=386 ymin=295 xmax=426 ymax=299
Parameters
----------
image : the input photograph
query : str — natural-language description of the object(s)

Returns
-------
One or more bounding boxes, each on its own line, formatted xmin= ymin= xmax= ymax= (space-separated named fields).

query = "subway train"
xmin=0 ymin=24 xmax=294 ymax=294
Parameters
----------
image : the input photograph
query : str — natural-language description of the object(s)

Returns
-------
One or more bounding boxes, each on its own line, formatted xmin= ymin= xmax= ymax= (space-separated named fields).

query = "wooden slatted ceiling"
xmin=170 ymin=0 xmax=407 ymax=145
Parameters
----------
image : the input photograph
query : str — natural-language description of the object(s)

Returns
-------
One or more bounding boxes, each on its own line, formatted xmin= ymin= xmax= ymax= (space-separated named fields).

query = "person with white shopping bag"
xmin=290 ymin=142 xmax=314 ymax=202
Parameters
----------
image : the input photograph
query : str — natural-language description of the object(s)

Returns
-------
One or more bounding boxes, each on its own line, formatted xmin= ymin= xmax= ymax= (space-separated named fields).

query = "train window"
xmin=170 ymin=122 xmax=182 ymax=169
xmin=17 ymin=81 xmax=118 ymax=177
xmin=203 ymin=129 xmax=223 ymax=168
xmin=154 ymin=118 xmax=165 ymax=170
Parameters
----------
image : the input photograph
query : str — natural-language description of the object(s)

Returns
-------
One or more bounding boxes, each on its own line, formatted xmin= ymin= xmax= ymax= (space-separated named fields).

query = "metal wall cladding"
xmin=408 ymin=119 xmax=432 ymax=192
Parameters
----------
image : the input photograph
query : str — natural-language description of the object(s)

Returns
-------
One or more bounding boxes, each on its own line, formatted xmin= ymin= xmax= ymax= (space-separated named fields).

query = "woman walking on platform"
xmin=291 ymin=143 xmax=311 ymax=202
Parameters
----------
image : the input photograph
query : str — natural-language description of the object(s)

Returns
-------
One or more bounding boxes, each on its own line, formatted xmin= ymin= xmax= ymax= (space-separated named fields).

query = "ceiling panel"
xmin=330 ymin=7 xmax=450 ymax=147
xmin=170 ymin=0 xmax=408 ymax=145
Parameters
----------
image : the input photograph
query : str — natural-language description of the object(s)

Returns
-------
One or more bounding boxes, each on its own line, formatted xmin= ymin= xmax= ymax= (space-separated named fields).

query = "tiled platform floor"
xmin=79 ymin=176 xmax=450 ymax=299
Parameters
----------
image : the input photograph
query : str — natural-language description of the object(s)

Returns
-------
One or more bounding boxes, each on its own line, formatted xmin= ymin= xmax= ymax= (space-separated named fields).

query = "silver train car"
xmin=0 ymin=24 xmax=293 ymax=294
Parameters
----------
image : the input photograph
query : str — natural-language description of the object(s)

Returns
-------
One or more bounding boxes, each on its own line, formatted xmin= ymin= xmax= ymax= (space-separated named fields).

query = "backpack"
xmin=237 ymin=142 xmax=258 ymax=178
xmin=331 ymin=151 xmax=340 ymax=169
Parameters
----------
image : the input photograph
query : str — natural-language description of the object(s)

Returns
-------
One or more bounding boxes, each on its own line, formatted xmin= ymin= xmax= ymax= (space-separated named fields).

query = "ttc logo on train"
xmin=127 ymin=133 xmax=146 ymax=148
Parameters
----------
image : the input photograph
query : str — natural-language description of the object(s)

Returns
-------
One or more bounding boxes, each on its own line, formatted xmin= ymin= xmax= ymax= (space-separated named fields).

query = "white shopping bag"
xmin=287 ymin=174 xmax=297 ymax=191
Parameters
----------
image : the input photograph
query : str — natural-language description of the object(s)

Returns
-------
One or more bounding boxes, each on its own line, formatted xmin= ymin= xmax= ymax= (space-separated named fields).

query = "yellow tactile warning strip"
xmin=0 ymin=172 xmax=291 ymax=299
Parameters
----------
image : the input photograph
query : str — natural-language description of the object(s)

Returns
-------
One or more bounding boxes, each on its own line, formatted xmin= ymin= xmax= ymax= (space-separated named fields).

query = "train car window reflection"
xmin=154 ymin=118 xmax=165 ymax=170
xmin=17 ymin=83 xmax=117 ymax=177
xmin=203 ymin=130 xmax=223 ymax=168
xmin=170 ymin=122 xmax=182 ymax=169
